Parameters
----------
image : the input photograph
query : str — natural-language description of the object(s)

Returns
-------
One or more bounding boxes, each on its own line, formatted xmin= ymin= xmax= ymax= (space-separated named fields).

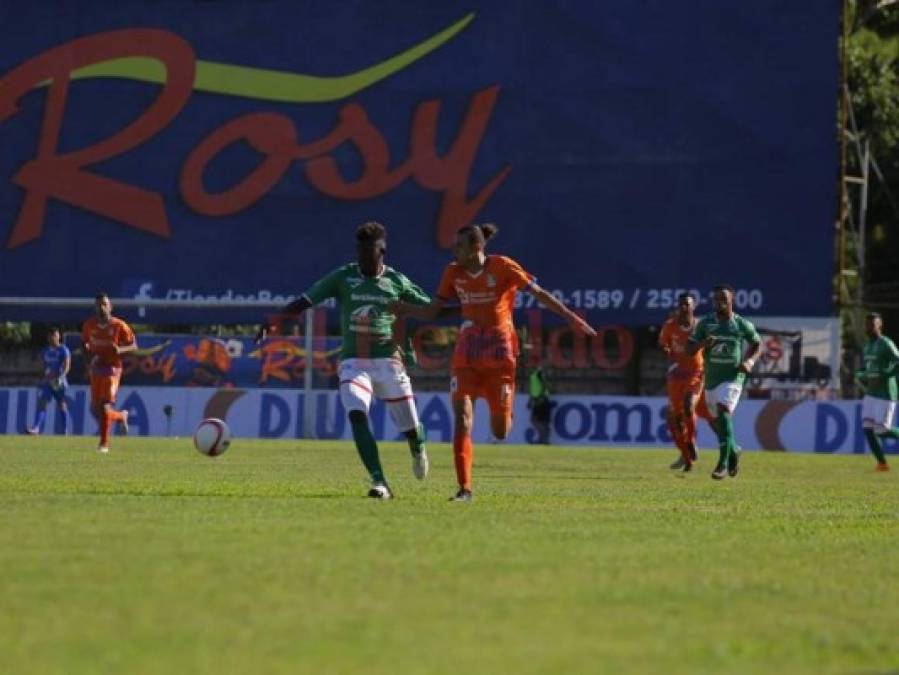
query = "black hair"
xmin=95 ymin=292 xmax=109 ymax=303
xmin=677 ymin=292 xmax=695 ymax=304
xmin=713 ymin=284 xmax=734 ymax=295
xmin=867 ymin=311 xmax=883 ymax=321
xmin=457 ymin=223 xmax=499 ymax=246
xmin=356 ymin=221 xmax=386 ymax=243
xmin=48 ymin=326 xmax=61 ymax=335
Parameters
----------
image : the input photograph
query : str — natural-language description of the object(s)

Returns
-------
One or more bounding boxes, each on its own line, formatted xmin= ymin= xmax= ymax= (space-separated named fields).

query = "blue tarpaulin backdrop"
xmin=0 ymin=1 xmax=839 ymax=324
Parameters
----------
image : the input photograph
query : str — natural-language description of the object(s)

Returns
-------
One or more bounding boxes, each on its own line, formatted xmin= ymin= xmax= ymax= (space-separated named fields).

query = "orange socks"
xmin=453 ymin=432 xmax=473 ymax=490
xmin=101 ymin=408 xmax=125 ymax=446
xmin=684 ymin=414 xmax=697 ymax=447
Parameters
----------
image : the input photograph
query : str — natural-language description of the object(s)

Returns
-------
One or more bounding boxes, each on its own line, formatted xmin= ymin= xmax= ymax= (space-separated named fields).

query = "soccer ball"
xmin=193 ymin=418 xmax=231 ymax=457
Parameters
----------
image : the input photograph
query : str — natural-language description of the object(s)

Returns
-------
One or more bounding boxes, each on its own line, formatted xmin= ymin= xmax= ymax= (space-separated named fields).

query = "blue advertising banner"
xmin=3 ymin=387 xmax=892 ymax=454
xmin=0 ymin=1 xmax=839 ymax=324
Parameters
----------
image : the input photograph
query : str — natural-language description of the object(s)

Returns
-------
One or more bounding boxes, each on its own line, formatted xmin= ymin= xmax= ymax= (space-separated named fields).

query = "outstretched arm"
xmin=529 ymin=283 xmax=596 ymax=336
xmin=390 ymin=297 xmax=447 ymax=322
xmin=256 ymin=295 xmax=314 ymax=344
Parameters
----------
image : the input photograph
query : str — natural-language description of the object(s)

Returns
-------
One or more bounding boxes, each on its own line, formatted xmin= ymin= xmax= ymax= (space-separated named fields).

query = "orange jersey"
xmin=436 ymin=255 xmax=535 ymax=368
xmin=659 ymin=317 xmax=703 ymax=379
xmin=81 ymin=316 xmax=135 ymax=375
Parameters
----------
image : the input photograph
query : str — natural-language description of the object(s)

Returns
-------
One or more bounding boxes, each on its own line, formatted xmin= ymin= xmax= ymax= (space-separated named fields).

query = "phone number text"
xmin=514 ymin=288 xmax=765 ymax=311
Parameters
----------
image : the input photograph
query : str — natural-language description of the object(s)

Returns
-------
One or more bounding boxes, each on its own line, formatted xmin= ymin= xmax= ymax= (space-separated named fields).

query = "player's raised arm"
xmin=529 ymin=283 xmax=597 ymax=337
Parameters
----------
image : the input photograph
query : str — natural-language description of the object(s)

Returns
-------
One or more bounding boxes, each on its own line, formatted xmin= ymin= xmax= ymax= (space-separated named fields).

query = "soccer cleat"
xmin=26 ymin=427 xmax=39 ymax=436
xmin=875 ymin=462 xmax=890 ymax=472
xmin=97 ymin=445 xmax=109 ymax=454
xmin=728 ymin=452 xmax=740 ymax=477
xmin=367 ymin=483 xmax=393 ymax=499
xmin=119 ymin=410 xmax=129 ymax=436
xmin=670 ymin=455 xmax=687 ymax=470
xmin=412 ymin=448 xmax=429 ymax=480
xmin=682 ymin=462 xmax=694 ymax=473
xmin=711 ymin=463 xmax=728 ymax=480
xmin=449 ymin=488 xmax=473 ymax=502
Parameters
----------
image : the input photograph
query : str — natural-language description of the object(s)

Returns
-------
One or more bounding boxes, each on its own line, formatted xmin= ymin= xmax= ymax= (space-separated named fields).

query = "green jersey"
xmin=858 ymin=335 xmax=899 ymax=401
xmin=689 ymin=313 xmax=761 ymax=389
xmin=304 ymin=263 xmax=431 ymax=361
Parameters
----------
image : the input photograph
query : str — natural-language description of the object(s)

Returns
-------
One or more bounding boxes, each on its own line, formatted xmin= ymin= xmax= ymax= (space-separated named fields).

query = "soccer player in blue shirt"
xmin=27 ymin=327 xmax=71 ymax=435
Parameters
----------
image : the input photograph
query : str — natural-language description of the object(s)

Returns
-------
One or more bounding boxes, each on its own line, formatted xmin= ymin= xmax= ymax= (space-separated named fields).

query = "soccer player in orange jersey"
xmin=393 ymin=224 xmax=595 ymax=501
xmin=81 ymin=293 xmax=137 ymax=453
xmin=658 ymin=293 xmax=711 ymax=472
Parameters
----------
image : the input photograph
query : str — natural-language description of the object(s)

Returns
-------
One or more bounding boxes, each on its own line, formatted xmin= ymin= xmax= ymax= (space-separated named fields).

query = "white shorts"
xmin=338 ymin=358 xmax=419 ymax=431
xmin=861 ymin=396 xmax=896 ymax=432
xmin=704 ymin=381 xmax=743 ymax=417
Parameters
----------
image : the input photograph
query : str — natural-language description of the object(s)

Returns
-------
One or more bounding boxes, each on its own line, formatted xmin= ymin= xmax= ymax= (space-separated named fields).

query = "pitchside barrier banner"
xmin=0 ymin=2 xmax=838 ymax=324
xmin=2 ymin=387 xmax=894 ymax=455
xmin=62 ymin=333 xmax=344 ymax=389
xmin=53 ymin=316 xmax=839 ymax=391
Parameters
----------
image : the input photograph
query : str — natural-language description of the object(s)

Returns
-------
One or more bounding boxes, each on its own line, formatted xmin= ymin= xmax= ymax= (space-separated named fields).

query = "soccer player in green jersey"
xmin=687 ymin=285 xmax=761 ymax=480
xmin=257 ymin=222 xmax=431 ymax=499
xmin=856 ymin=312 xmax=899 ymax=472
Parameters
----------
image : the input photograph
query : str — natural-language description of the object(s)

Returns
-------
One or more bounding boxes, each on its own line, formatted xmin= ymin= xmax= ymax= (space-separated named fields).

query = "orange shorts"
xmin=667 ymin=374 xmax=710 ymax=420
xmin=451 ymin=366 xmax=516 ymax=418
xmin=90 ymin=373 xmax=121 ymax=406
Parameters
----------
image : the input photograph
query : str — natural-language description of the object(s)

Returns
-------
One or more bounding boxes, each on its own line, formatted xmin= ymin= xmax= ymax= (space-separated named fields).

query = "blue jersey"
xmin=42 ymin=345 xmax=70 ymax=382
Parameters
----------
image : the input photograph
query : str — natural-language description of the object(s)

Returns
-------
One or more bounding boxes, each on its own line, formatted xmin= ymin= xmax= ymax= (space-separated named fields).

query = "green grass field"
xmin=1 ymin=435 xmax=897 ymax=675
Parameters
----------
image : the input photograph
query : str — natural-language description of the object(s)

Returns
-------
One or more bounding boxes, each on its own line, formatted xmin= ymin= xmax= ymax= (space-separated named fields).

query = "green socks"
xmin=864 ymin=428 xmax=888 ymax=464
xmin=715 ymin=412 xmax=736 ymax=466
xmin=405 ymin=423 xmax=426 ymax=456
xmin=350 ymin=414 xmax=385 ymax=484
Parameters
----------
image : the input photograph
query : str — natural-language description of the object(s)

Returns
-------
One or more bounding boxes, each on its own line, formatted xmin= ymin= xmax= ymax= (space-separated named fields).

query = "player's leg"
xmin=49 ymin=386 xmax=70 ymax=435
xmin=28 ymin=388 xmax=50 ymax=434
xmin=451 ymin=396 xmax=474 ymax=501
xmin=532 ymin=398 xmax=551 ymax=444
xmin=862 ymin=396 xmax=891 ymax=470
xmin=683 ymin=378 xmax=704 ymax=463
xmin=873 ymin=401 xmax=899 ymax=465
xmin=89 ymin=375 xmax=110 ymax=451
xmin=666 ymin=378 xmax=690 ymax=469
xmin=376 ymin=359 xmax=428 ymax=480
xmin=703 ymin=387 xmax=729 ymax=479
xmin=95 ymin=374 xmax=127 ymax=452
xmin=486 ymin=368 xmax=516 ymax=441
xmin=450 ymin=369 xmax=477 ymax=501
xmin=715 ymin=381 xmax=743 ymax=478
xmin=339 ymin=360 xmax=390 ymax=496
xmin=716 ymin=405 xmax=735 ymax=476
xmin=56 ymin=397 xmax=70 ymax=435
